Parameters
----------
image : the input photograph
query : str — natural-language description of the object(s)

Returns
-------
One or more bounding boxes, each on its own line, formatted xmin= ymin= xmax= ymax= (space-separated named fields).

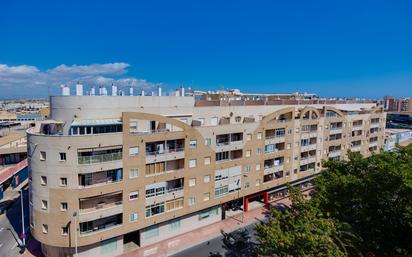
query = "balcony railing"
xmin=79 ymin=201 xmax=123 ymax=214
xmin=146 ymin=148 xmax=185 ymax=156
xmin=78 ymin=152 xmax=122 ymax=165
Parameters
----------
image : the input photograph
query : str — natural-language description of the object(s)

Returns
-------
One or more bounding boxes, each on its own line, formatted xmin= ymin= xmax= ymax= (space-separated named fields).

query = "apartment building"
xmin=28 ymin=93 xmax=386 ymax=257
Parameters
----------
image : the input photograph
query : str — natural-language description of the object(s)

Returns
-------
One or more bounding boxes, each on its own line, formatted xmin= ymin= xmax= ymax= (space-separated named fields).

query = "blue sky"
xmin=0 ymin=0 xmax=411 ymax=99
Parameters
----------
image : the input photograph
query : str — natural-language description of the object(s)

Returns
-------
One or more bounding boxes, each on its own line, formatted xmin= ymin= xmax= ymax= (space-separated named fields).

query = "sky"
xmin=0 ymin=0 xmax=411 ymax=99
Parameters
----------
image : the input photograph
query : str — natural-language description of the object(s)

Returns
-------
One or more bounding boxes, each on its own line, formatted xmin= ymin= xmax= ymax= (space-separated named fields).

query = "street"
xmin=0 ymin=187 xmax=30 ymax=257
xmin=169 ymin=221 xmax=260 ymax=257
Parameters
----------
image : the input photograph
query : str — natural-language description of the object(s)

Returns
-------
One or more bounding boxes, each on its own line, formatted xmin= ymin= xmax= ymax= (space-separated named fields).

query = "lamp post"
xmin=72 ymin=211 xmax=78 ymax=257
xmin=20 ymin=189 xmax=26 ymax=248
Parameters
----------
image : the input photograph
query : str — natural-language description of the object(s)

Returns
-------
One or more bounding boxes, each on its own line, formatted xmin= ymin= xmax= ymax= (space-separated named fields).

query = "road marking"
xmin=0 ymin=228 xmax=4 ymax=232
xmin=0 ymin=243 xmax=3 ymax=248
xmin=12 ymin=242 xmax=18 ymax=249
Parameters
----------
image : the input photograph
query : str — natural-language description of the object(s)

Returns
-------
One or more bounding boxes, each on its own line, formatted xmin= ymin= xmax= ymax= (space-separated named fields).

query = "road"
xmin=169 ymin=221 xmax=260 ymax=257
xmin=0 ymin=187 xmax=30 ymax=257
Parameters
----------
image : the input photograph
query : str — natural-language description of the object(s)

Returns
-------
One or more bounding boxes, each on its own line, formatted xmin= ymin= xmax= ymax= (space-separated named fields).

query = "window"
xmin=189 ymin=140 xmax=197 ymax=148
xmin=41 ymin=200 xmax=48 ymax=210
xmin=204 ymin=175 xmax=211 ymax=183
xmin=189 ymin=159 xmax=197 ymax=168
xmin=169 ymin=219 xmax=181 ymax=231
xmin=60 ymin=202 xmax=68 ymax=211
xmin=203 ymin=192 xmax=210 ymax=201
xmin=129 ymin=191 xmax=139 ymax=200
xmin=42 ymin=224 xmax=48 ymax=234
xmin=129 ymin=212 xmax=138 ymax=222
xmin=204 ymin=138 xmax=211 ymax=146
xmin=61 ymin=226 xmax=68 ymax=236
xmin=166 ymin=198 xmax=184 ymax=211
xmin=59 ymin=152 xmax=66 ymax=161
xmin=256 ymin=179 xmax=261 ymax=186
xmin=256 ymin=148 xmax=262 ymax=155
xmin=129 ymin=146 xmax=139 ymax=156
xmin=276 ymin=128 xmax=285 ymax=137
xmin=142 ymin=226 xmax=159 ymax=239
xmin=245 ymin=164 xmax=251 ymax=173
xmin=255 ymin=164 xmax=261 ymax=171
xmin=129 ymin=168 xmax=139 ymax=178
xmin=215 ymin=185 xmax=229 ymax=197
xmin=145 ymin=203 xmax=165 ymax=217
xmin=189 ymin=178 xmax=196 ymax=187
xmin=245 ymin=150 xmax=251 ymax=157
xmin=257 ymin=132 xmax=262 ymax=140
xmin=246 ymin=133 xmax=252 ymax=141
xmin=129 ymin=119 xmax=138 ymax=133
xmin=188 ymin=196 xmax=196 ymax=206
xmin=60 ymin=177 xmax=67 ymax=186
xmin=204 ymin=156 xmax=211 ymax=165
xmin=199 ymin=207 xmax=219 ymax=220
xmin=40 ymin=176 xmax=47 ymax=186
xmin=40 ymin=151 xmax=46 ymax=161
xmin=216 ymin=151 xmax=229 ymax=162
xmin=211 ymin=117 xmax=218 ymax=126
xmin=244 ymin=182 xmax=250 ymax=189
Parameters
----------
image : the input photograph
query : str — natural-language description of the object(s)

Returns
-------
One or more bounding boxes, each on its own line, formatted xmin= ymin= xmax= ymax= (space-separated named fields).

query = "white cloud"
xmin=0 ymin=63 xmax=161 ymax=96
xmin=49 ymin=63 xmax=129 ymax=76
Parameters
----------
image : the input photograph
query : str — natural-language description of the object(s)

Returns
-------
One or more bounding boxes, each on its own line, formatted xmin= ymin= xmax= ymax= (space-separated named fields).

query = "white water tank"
xmin=90 ymin=87 xmax=96 ymax=96
xmin=61 ymin=85 xmax=70 ymax=96
xmin=76 ymin=83 xmax=83 ymax=96
xmin=111 ymin=84 xmax=117 ymax=96
xmin=158 ymin=86 xmax=162 ymax=96
xmin=129 ymin=86 xmax=134 ymax=96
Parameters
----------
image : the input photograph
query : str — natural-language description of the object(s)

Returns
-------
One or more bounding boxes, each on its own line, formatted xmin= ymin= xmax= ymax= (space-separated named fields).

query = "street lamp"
xmin=20 ymin=189 xmax=26 ymax=248
xmin=72 ymin=211 xmax=78 ymax=257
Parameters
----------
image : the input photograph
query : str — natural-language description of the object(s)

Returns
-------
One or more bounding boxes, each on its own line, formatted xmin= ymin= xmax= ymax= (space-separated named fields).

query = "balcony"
xmin=216 ymin=133 xmax=243 ymax=151
xmin=79 ymin=214 xmax=122 ymax=236
xmin=264 ymin=158 xmax=284 ymax=175
xmin=369 ymin=141 xmax=378 ymax=147
xmin=301 ymin=144 xmax=317 ymax=152
xmin=329 ymin=128 xmax=342 ymax=134
xmin=145 ymin=178 xmax=184 ymax=205
xmin=265 ymin=128 xmax=286 ymax=144
xmin=79 ymin=192 xmax=123 ymax=222
xmin=300 ymin=156 xmax=316 ymax=165
xmin=216 ymin=150 xmax=243 ymax=163
xmin=78 ymin=148 xmax=122 ymax=165
xmin=351 ymin=145 xmax=361 ymax=152
xmin=78 ymin=169 xmax=123 ymax=188
xmin=370 ymin=123 xmax=380 ymax=128
xmin=265 ymin=142 xmax=285 ymax=154
xmin=145 ymin=158 xmax=184 ymax=176
xmin=146 ymin=148 xmax=185 ymax=163
xmin=328 ymin=150 xmax=341 ymax=158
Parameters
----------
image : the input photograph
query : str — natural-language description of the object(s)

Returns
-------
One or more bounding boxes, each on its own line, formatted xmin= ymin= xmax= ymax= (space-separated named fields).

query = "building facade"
xmin=28 ymin=95 xmax=386 ymax=257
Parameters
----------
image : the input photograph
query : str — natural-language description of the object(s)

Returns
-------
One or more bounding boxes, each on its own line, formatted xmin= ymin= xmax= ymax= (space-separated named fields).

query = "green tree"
xmin=255 ymin=186 xmax=347 ymax=257
xmin=313 ymin=145 xmax=412 ymax=256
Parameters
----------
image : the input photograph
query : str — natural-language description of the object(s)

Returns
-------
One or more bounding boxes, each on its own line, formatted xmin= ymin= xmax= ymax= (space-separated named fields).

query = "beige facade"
xmin=28 ymin=95 xmax=386 ymax=257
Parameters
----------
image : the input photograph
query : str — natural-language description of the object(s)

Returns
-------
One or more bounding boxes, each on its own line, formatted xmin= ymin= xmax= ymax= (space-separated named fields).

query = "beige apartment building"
xmin=27 ymin=93 xmax=386 ymax=257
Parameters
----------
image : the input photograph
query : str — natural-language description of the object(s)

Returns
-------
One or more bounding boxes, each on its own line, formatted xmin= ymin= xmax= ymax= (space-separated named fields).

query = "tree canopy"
xmin=313 ymin=146 xmax=412 ymax=256
xmin=256 ymin=186 xmax=347 ymax=257
xmin=255 ymin=145 xmax=412 ymax=257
